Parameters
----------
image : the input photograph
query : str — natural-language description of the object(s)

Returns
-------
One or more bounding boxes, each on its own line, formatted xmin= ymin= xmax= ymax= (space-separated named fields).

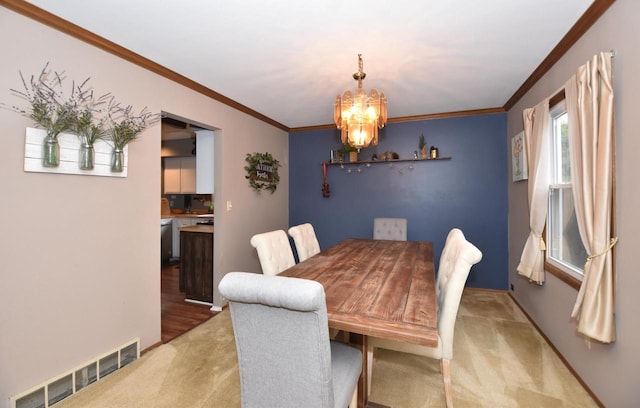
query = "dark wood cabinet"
xmin=179 ymin=229 xmax=213 ymax=303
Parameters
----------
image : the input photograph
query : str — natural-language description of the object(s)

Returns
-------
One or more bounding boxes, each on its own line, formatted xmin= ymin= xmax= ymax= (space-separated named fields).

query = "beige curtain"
xmin=517 ymin=99 xmax=550 ymax=284
xmin=565 ymin=52 xmax=617 ymax=343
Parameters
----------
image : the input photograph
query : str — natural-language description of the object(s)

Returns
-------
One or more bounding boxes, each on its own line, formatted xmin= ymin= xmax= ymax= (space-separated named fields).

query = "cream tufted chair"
xmin=288 ymin=223 xmax=321 ymax=262
xmin=367 ymin=228 xmax=482 ymax=407
xmin=373 ymin=217 xmax=408 ymax=241
xmin=250 ymin=230 xmax=295 ymax=276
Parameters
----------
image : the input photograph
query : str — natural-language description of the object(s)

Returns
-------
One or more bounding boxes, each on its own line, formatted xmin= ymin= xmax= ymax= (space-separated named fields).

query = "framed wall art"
xmin=511 ymin=131 xmax=528 ymax=182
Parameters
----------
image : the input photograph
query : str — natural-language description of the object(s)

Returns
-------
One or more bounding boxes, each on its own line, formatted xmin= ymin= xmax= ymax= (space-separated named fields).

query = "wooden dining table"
xmin=280 ymin=238 xmax=438 ymax=408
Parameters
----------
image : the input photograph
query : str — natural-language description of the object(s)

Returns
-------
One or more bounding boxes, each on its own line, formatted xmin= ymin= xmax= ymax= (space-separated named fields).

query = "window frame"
xmin=544 ymin=93 xmax=584 ymax=290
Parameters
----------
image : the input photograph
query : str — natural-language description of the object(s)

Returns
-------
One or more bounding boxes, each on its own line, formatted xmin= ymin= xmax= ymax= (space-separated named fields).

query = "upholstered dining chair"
xmin=288 ymin=223 xmax=321 ymax=262
xmin=367 ymin=228 xmax=482 ymax=408
xmin=219 ymin=272 xmax=362 ymax=408
xmin=250 ymin=229 xmax=295 ymax=276
xmin=373 ymin=217 xmax=408 ymax=241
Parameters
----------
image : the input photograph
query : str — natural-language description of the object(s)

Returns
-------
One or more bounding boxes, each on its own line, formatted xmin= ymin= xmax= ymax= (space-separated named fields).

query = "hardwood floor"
xmin=161 ymin=261 xmax=217 ymax=343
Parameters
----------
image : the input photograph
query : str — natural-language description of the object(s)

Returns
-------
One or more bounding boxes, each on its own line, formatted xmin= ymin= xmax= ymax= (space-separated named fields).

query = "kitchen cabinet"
xmin=195 ymin=130 xmax=214 ymax=194
xmin=163 ymin=130 xmax=213 ymax=195
xmin=164 ymin=157 xmax=196 ymax=194
xmin=179 ymin=228 xmax=213 ymax=303
xmin=171 ymin=217 xmax=199 ymax=258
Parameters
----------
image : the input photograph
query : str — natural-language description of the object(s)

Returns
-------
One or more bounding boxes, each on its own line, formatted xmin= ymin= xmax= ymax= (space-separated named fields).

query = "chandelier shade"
xmin=334 ymin=54 xmax=387 ymax=150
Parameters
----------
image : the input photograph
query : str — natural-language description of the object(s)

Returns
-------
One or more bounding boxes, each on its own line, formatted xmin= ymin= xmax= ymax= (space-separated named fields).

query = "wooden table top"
xmin=281 ymin=238 xmax=438 ymax=347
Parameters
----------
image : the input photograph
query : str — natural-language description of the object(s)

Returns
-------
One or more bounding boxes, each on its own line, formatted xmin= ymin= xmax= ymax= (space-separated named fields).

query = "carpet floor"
xmin=55 ymin=289 xmax=598 ymax=408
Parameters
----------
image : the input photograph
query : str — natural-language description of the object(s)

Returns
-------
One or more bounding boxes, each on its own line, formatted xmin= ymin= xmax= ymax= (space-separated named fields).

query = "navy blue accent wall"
xmin=289 ymin=113 xmax=508 ymax=290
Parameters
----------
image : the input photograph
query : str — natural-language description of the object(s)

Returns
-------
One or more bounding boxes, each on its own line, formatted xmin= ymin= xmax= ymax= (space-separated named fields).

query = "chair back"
xmin=373 ymin=217 xmax=407 ymax=241
xmin=219 ymin=272 xmax=336 ymax=408
xmin=250 ymin=230 xmax=295 ymax=275
xmin=436 ymin=228 xmax=482 ymax=359
xmin=288 ymin=223 xmax=321 ymax=262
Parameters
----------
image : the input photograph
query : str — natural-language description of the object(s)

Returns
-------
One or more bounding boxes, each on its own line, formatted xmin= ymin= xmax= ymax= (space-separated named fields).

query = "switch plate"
xmin=226 ymin=200 xmax=233 ymax=211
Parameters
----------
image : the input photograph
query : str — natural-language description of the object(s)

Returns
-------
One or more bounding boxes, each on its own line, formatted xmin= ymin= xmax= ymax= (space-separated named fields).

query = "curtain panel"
xmin=516 ymin=99 xmax=550 ymax=284
xmin=565 ymin=51 xmax=616 ymax=343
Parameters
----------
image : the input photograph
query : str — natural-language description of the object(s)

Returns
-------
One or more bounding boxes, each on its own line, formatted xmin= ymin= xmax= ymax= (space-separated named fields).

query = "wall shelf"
xmin=24 ymin=127 xmax=128 ymax=177
xmin=324 ymin=157 xmax=451 ymax=166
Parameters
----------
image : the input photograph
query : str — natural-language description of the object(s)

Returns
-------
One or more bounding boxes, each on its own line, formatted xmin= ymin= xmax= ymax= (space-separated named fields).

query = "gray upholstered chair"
xmin=219 ymin=272 xmax=362 ymax=408
xmin=288 ymin=223 xmax=321 ymax=262
xmin=250 ymin=229 xmax=295 ymax=276
xmin=367 ymin=228 xmax=482 ymax=408
xmin=373 ymin=217 xmax=408 ymax=241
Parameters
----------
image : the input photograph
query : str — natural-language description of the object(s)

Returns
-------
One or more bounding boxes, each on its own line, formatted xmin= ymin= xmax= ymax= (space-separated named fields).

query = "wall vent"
xmin=10 ymin=338 xmax=139 ymax=408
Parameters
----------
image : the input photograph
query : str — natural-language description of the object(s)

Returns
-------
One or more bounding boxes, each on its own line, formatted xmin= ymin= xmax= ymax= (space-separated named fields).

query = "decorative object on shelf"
xmin=419 ymin=134 xmax=428 ymax=159
xmin=322 ymin=162 xmax=330 ymax=198
xmin=71 ymin=85 xmax=110 ymax=170
xmin=382 ymin=151 xmax=399 ymax=161
xmin=244 ymin=152 xmax=281 ymax=193
xmin=339 ymin=143 xmax=358 ymax=163
xmin=4 ymin=62 xmax=76 ymax=167
xmin=105 ymin=98 xmax=159 ymax=172
xmin=429 ymin=146 xmax=439 ymax=159
xmin=334 ymin=54 xmax=387 ymax=150
xmin=42 ymin=134 xmax=60 ymax=168
xmin=330 ymin=149 xmax=342 ymax=164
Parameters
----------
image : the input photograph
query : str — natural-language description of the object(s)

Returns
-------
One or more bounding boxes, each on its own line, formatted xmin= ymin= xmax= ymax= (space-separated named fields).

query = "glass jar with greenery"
xmin=71 ymin=86 xmax=110 ymax=170
xmin=8 ymin=63 xmax=76 ymax=167
xmin=105 ymin=100 xmax=159 ymax=172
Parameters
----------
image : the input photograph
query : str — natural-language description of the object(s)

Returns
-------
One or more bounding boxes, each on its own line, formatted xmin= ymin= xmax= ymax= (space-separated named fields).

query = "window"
xmin=546 ymin=100 xmax=587 ymax=283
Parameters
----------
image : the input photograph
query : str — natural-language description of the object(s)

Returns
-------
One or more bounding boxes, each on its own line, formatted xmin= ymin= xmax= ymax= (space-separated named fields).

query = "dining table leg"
xmin=348 ymin=333 xmax=368 ymax=408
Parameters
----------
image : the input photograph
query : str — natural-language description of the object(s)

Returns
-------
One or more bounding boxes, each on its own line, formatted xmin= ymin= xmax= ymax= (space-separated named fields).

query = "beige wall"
xmin=507 ymin=1 xmax=640 ymax=406
xmin=0 ymin=8 xmax=289 ymax=404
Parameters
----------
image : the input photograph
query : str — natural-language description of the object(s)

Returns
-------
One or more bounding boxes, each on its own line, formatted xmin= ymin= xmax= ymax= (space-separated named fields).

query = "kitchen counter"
xmin=162 ymin=213 xmax=214 ymax=220
xmin=179 ymin=224 xmax=214 ymax=234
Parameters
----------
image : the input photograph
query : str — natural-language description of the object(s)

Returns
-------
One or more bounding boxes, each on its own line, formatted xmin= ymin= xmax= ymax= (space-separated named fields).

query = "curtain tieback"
xmin=535 ymin=233 xmax=546 ymax=251
xmin=587 ymin=237 xmax=618 ymax=261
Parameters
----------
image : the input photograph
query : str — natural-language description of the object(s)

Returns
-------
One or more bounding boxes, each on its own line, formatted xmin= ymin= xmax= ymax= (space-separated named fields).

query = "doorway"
xmin=160 ymin=112 xmax=217 ymax=342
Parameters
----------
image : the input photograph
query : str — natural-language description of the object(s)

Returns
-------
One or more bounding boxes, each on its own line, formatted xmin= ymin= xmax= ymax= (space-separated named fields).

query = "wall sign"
xmin=244 ymin=152 xmax=281 ymax=193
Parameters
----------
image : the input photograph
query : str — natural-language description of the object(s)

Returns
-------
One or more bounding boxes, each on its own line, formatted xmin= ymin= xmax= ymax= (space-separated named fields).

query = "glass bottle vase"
xmin=111 ymin=148 xmax=124 ymax=172
xmin=79 ymin=143 xmax=94 ymax=170
xmin=42 ymin=135 xmax=60 ymax=168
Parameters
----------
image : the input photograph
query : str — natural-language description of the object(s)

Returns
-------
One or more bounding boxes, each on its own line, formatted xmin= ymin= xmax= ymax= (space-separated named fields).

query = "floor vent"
xmin=10 ymin=338 xmax=139 ymax=408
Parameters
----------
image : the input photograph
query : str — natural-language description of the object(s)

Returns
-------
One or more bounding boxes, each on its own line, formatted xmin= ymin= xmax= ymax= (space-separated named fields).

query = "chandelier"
xmin=334 ymin=54 xmax=387 ymax=150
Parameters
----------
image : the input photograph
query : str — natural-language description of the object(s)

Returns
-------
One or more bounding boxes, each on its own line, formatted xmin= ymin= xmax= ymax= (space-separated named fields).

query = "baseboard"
xmin=507 ymin=292 xmax=605 ymax=408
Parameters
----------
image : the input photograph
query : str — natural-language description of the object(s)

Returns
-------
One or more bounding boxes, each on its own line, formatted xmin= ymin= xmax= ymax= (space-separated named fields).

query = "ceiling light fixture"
xmin=334 ymin=54 xmax=387 ymax=150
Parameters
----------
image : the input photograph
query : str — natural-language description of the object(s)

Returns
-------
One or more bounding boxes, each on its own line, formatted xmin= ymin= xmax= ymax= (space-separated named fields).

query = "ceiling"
xmin=24 ymin=0 xmax=595 ymax=129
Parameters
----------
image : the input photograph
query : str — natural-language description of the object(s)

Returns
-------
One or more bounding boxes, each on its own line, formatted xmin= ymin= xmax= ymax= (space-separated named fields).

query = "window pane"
xmin=552 ymin=111 xmax=570 ymax=183
xmin=548 ymin=187 xmax=587 ymax=272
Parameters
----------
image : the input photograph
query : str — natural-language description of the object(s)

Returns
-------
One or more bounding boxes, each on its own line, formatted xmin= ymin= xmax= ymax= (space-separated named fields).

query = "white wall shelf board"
xmin=24 ymin=127 xmax=128 ymax=177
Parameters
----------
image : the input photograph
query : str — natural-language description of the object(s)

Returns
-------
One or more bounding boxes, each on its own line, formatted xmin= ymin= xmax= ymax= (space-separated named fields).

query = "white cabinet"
xmin=164 ymin=157 xmax=196 ymax=194
xmin=171 ymin=217 xmax=199 ymax=258
xmin=195 ymin=130 xmax=214 ymax=194
xmin=163 ymin=130 xmax=213 ymax=195
xmin=180 ymin=157 xmax=197 ymax=193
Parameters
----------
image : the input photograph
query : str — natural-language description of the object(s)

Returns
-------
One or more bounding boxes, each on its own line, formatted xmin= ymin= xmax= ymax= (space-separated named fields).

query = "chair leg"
xmin=366 ymin=345 xmax=374 ymax=397
xmin=349 ymin=386 xmax=358 ymax=408
xmin=441 ymin=358 xmax=454 ymax=408
xmin=329 ymin=328 xmax=340 ymax=340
